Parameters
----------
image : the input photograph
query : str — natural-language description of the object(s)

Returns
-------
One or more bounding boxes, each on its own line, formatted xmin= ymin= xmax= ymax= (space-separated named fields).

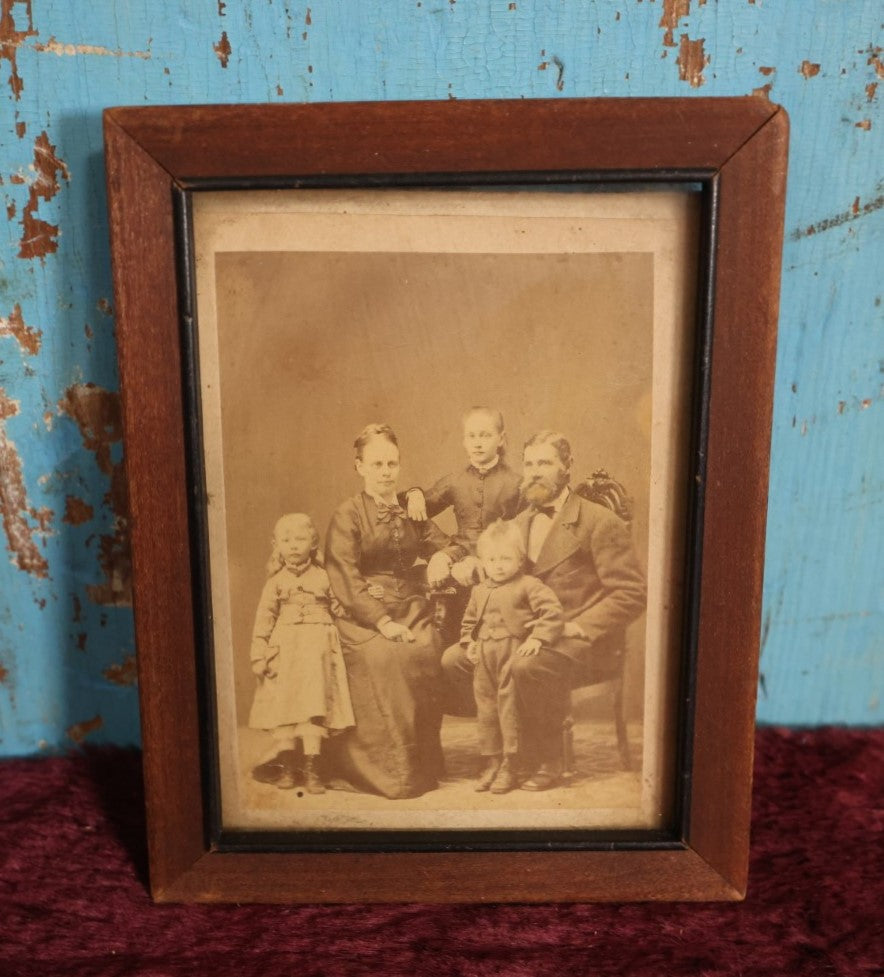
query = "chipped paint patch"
xmin=867 ymin=82 xmax=878 ymax=102
xmin=33 ymin=36 xmax=151 ymax=59
xmin=18 ymin=130 xmax=70 ymax=261
xmin=659 ymin=0 xmax=690 ymax=49
xmin=0 ymin=303 xmax=41 ymax=355
xmin=0 ymin=0 xmax=36 ymax=100
xmin=677 ymin=34 xmax=708 ymax=88
xmin=213 ymin=30 xmax=231 ymax=68
xmin=800 ymin=60 xmax=821 ymax=78
xmin=103 ymin=655 xmax=137 ymax=686
xmin=791 ymin=194 xmax=884 ymax=239
xmin=96 ymin=298 xmax=113 ymax=317
xmin=758 ymin=66 xmax=775 ymax=76
xmin=63 ymin=495 xmax=93 ymax=526
xmin=58 ymin=383 xmax=132 ymax=606
xmin=66 ymin=714 xmax=103 ymax=744
xmin=0 ymin=661 xmax=8 ymax=684
xmin=551 ymin=55 xmax=564 ymax=91
xmin=0 ymin=388 xmax=51 ymax=578
xmin=864 ymin=44 xmax=883 ymax=79
xmin=855 ymin=119 xmax=872 ymax=131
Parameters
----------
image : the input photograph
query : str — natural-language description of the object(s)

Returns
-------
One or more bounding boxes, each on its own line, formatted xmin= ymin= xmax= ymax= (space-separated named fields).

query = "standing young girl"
xmin=248 ymin=512 xmax=355 ymax=793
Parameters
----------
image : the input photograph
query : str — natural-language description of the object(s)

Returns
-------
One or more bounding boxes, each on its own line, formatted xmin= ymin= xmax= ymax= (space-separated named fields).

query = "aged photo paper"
xmin=191 ymin=187 xmax=699 ymax=835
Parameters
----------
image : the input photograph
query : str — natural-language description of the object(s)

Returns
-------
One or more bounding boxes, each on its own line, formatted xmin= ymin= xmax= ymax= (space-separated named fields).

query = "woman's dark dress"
xmin=324 ymin=493 xmax=461 ymax=799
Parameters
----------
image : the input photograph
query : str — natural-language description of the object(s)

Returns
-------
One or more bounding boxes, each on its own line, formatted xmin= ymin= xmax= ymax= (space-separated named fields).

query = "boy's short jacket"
xmin=460 ymin=574 xmax=564 ymax=647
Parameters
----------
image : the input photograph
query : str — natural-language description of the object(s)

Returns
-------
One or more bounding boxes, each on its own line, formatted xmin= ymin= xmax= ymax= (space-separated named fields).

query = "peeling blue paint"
xmin=0 ymin=0 xmax=881 ymax=754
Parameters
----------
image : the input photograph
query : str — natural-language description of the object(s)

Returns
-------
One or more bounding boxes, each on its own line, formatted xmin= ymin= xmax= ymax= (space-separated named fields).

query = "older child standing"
xmin=405 ymin=406 xmax=522 ymax=588
xmin=461 ymin=520 xmax=564 ymax=794
xmin=248 ymin=513 xmax=355 ymax=793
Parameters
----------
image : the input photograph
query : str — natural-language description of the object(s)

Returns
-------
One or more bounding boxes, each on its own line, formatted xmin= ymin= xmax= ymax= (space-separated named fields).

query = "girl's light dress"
xmin=248 ymin=562 xmax=355 ymax=733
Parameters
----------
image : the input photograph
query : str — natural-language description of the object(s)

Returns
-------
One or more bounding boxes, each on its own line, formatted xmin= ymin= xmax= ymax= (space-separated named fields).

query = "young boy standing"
xmin=461 ymin=520 xmax=564 ymax=794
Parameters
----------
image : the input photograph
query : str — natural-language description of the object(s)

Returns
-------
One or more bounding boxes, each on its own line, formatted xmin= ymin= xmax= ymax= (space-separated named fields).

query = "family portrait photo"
xmin=191 ymin=186 xmax=699 ymax=836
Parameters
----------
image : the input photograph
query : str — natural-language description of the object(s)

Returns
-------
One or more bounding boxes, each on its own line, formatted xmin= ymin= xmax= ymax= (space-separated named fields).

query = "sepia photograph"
xmin=191 ymin=186 xmax=700 ymax=838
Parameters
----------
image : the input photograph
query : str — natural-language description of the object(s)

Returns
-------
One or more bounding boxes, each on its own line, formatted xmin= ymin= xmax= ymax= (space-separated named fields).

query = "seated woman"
xmin=324 ymin=423 xmax=464 ymax=799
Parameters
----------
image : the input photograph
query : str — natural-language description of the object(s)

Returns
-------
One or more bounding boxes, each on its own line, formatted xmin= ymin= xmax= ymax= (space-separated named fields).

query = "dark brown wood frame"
xmin=103 ymin=97 xmax=788 ymax=903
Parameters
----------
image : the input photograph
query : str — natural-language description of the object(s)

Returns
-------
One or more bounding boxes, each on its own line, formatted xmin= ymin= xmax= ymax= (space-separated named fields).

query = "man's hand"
xmin=465 ymin=641 xmax=480 ymax=665
xmin=563 ymin=621 xmax=588 ymax=641
xmin=451 ymin=555 xmax=484 ymax=588
xmin=378 ymin=620 xmax=416 ymax=642
xmin=517 ymin=637 xmax=543 ymax=657
xmin=426 ymin=551 xmax=453 ymax=588
xmin=406 ymin=489 xmax=428 ymax=522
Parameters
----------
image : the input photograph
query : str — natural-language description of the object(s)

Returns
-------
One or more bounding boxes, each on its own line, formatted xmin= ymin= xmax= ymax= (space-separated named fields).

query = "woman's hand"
xmin=406 ymin=488 xmax=428 ymax=522
xmin=378 ymin=619 xmax=416 ymax=642
xmin=426 ymin=551 xmax=453 ymax=588
xmin=465 ymin=641 xmax=480 ymax=665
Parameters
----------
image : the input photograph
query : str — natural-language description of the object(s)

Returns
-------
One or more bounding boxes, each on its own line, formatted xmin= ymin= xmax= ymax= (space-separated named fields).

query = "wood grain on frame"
xmin=104 ymin=97 xmax=787 ymax=903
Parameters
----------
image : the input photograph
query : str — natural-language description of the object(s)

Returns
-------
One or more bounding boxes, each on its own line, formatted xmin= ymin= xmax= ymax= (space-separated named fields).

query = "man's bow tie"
xmin=532 ymin=505 xmax=557 ymax=520
xmin=375 ymin=501 xmax=406 ymax=523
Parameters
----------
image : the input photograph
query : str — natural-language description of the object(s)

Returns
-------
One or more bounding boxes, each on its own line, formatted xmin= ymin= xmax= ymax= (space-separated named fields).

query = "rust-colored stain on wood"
xmin=63 ymin=495 xmax=94 ymax=526
xmin=103 ymin=655 xmax=138 ymax=686
xmin=58 ymin=384 xmax=132 ymax=606
xmin=0 ymin=0 xmax=35 ymax=100
xmin=66 ymin=714 xmax=103 ymax=744
xmin=18 ymin=130 xmax=70 ymax=261
xmin=800 ymin=60 xmax=821 ymax=78
xmin=0 ymin=303 xmax=41 ymax=355
xmin=0 ymin=661 xmax=8 ymax=684
xmin=213 ymin=31 xmax=231 ymax=68
xmin=0 ymin=388 xmax=51 ymax=578
xmin=677 ymin=34 xmax=708 ymax=88
xmin=660 ymin=0 xmax=690 ymax=48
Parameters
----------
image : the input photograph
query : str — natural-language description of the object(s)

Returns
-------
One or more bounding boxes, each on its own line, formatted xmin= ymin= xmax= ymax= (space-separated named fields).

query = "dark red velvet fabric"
xmin=1 ymin=728 xmax=881 ymax=976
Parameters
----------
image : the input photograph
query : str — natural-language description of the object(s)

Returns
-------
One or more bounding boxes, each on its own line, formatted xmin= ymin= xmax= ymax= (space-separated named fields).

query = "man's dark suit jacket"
xmin=513 ymin=490 xmax=647 ymax=678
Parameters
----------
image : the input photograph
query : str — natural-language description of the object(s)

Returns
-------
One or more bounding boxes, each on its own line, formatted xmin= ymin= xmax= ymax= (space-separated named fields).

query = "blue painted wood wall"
xmin=0 ymin=0 xmax=880 ymax=754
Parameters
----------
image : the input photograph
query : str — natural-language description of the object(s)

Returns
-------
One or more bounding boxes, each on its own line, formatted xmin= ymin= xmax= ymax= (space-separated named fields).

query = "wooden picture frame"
xmin=103 ymin=97 xmax=788 ymax=903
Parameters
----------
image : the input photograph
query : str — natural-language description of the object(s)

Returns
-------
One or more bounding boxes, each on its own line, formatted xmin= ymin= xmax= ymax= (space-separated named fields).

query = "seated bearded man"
xmin=441 ymin=430 xmax=647 ymax=790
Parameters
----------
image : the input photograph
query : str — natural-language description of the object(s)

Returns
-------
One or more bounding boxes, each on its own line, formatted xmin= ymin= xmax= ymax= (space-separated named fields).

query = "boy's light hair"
xmin=476 ymin=519 xmax=526 ymax=565
xmin=267 ymin=512 xmax=321 ymax=575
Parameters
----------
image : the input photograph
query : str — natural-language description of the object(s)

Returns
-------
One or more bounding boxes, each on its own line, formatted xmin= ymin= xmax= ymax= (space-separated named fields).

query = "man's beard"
xmin=521 ymin=472 xmax=568 ymax=506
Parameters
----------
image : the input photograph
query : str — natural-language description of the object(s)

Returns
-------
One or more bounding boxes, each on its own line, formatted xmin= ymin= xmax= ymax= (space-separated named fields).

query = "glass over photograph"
xmin=190 ymin=187 xmax=700 ymax=836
